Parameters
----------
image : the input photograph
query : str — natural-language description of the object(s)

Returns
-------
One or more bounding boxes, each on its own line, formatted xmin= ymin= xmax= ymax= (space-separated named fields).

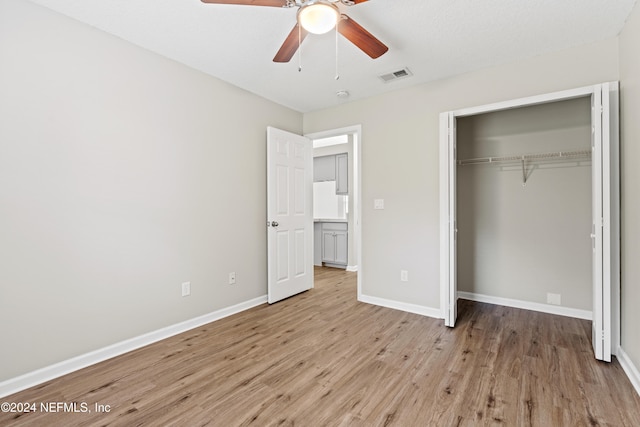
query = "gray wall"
xmin=304 ymin=37 xmax=618 ymax=309
xmin=456 ymin=98 xmax=592 ymax=310
xmin=619 ymin=0 xmax=640 ymax=376
xmin=0 ymin=0 xmax=302 ymax=381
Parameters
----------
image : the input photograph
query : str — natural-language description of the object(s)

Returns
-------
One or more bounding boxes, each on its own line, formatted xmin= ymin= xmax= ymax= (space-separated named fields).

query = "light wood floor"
xmin=2 ymin=267 xmax=639 ymax=426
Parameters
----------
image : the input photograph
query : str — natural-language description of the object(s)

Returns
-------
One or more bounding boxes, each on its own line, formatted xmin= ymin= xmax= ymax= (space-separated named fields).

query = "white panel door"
xmin=591 ymin=85 xmax=613 ymax=362
xmin=448 ymin=114 xmax=458 ymax=327
xmin=440 ymin=112 xmax=458 ymax=327
xmin=267 ymin=127 xmax=313 ymax=304
xmin=591 ymin=88 xmax=605 ymax=360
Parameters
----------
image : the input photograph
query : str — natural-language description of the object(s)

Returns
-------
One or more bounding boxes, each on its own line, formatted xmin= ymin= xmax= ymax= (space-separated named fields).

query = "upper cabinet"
xmin=314 ymin=155 xmax=336 ymax=182
xmin=335 ymin=153 xmax=348 ymax=195
xmin=314 ymin=153 xmax=348 ymax=195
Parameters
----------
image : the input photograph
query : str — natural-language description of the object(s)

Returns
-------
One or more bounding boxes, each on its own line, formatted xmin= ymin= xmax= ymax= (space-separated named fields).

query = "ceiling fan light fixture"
xmin=297 ymin=1 xmax=340 ymax=35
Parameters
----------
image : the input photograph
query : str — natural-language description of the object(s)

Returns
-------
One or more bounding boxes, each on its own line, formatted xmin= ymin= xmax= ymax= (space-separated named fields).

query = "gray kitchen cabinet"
xmin=313 ymin=155 xmax=335 ymax=182
xmin=335 ymin=153 xmax=348 ymax=195
xmin=321 ymin=222 xmax=348 ymax=267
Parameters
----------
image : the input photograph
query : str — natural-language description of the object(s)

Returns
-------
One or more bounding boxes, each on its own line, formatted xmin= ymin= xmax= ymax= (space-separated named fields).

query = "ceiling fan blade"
xmin=273 ymin=23 xmax=308 ymax=63
xmin=201 ymin=0 xmax=286 ymax=7
xmin=349 ymin=0 xmax=370 ymax=3
xmin=338 ymin=14 xmax=388 ymax=59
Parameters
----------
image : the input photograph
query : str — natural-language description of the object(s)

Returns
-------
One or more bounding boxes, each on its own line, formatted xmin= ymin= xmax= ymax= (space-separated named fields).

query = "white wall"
xmin=0 ymin=0 xmax=302 ymax=381
xmin=456 ymin=98 xmax=592 ymax=310
xmin=619 ymin=0 xmax=640 ymax=375
xmin=304 ymin=37 xmax=619 ymax=310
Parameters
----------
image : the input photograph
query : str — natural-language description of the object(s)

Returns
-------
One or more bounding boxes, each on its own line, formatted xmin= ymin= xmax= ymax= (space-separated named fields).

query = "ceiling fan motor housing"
xmin=297 ymin=1 xmax=340 ymax=34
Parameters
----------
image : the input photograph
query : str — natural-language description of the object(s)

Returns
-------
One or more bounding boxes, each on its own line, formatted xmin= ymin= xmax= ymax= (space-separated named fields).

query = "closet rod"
xmin=457 ymin=149 xmax=591 ymax=166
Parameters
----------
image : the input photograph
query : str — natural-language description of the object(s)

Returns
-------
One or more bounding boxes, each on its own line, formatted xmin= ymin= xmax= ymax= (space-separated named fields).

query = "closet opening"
xmin=456 ymin=97 xmax=593 ymax=319
xmin=440 ymin=83 xmax=620 ymax=362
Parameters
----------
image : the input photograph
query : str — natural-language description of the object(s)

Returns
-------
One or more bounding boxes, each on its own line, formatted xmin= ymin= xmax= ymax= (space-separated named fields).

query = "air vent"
xmin=378 ymin=67 xmax=413 ymax=83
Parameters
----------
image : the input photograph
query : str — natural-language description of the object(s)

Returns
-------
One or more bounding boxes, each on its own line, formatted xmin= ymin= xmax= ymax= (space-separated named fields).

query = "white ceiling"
xmin=28 ymin=0 xmax=637 ymax=113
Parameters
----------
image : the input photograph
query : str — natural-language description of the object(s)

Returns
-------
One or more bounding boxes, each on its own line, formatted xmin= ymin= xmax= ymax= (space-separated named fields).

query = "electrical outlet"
xmin=181 ymin=282 xmax=191 ymax=297
xmin=400 ymin=270 xmax=408 ymax=282
xmin=229 ymin=272 xmax=236 ymax=285
xmin=547 ymin=293 xmax=561 ymax=305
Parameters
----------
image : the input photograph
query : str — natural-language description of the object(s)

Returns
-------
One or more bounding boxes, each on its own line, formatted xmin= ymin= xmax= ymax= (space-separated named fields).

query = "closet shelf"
xmin=457 ymin=149 xmax=591 ymax=166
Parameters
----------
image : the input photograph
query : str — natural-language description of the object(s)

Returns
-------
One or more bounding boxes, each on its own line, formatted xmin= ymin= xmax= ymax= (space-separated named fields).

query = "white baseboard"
xmin=458 ymin=291 xmax=592 ymax=320
xmin=346 ymin=265 xmax=358 ymax=272
xmin=0 ymin=295 xmax=267 ymax=399
xmin=359 ymin=294 xmax=442 ymax=319
xmin=617 ymin=346 xmax=640 ymax=397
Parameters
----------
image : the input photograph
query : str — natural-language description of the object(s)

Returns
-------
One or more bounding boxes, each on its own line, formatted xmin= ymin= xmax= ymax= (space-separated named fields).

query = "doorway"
xmin=439 ymin=83 xmax=620 ymax=362
xmin=306 ymin=125 xmax=362 ymax=299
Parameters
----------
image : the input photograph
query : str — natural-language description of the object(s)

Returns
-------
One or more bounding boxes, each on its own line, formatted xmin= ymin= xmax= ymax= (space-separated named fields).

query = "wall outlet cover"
xmin=547 ymin=293 xmax=561 ymax=305
xmin=181 ymin=282 xmax=191 ymax=297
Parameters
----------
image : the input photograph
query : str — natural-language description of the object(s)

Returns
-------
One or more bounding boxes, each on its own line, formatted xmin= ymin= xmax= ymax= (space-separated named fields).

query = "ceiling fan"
xmin=200 ymin=0 xmax=389 ymax=63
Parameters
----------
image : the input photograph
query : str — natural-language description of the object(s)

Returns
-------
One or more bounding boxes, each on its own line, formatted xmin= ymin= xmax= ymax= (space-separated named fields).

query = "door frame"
xmin=439 ymin=83 xmax=620 ymax=360
xmin=305 ymin=125 xmax=362 ymax=299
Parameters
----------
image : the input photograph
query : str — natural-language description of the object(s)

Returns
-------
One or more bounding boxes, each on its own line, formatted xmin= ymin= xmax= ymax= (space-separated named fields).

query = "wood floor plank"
xmin=2 ymin=267 xmax=639 ymax=426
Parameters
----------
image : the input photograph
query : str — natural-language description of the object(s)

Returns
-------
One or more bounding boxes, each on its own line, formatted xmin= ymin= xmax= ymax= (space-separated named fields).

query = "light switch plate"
xmin=374 ymin=199 xmax=384 ymax=210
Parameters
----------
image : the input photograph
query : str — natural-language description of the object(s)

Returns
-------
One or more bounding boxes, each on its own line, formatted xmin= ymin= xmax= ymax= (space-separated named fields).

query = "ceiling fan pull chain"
xmin=298 ymin=24 xmax=303 ymax=72
xmin=335 ymin=23 xmax=339 ymax=80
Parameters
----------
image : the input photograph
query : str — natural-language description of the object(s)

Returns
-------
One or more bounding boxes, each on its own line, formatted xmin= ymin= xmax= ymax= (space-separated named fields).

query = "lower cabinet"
xmin=321 ymin=222 xmax=348 ymax=267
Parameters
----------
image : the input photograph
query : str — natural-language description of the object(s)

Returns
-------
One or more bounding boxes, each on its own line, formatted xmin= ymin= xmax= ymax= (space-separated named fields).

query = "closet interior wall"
xmin=456 ymin=97 xmax=593 ymax=312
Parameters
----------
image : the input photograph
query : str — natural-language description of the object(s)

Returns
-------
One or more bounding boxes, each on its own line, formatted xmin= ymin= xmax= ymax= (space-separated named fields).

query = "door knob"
xmin=271 ymin=221 xmax=279 ymax=227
